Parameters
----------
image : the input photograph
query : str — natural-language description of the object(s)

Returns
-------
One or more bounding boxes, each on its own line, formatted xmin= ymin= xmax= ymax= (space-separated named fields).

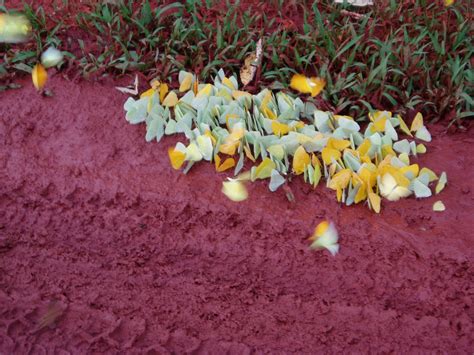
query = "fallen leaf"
xmin=116 ymin=75 xmax=139 ymax=95
xmin=240 ymin=39 xmax=262 ymax=86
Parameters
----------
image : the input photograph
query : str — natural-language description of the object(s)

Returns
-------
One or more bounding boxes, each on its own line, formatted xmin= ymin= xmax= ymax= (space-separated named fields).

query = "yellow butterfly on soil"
xmin=222 ymin=179 xmax=248 ymax=202
xmin=32 ymin=63 xmax=47 ymax=90
xmin=309 ymin=220 xmax=339 ymax=256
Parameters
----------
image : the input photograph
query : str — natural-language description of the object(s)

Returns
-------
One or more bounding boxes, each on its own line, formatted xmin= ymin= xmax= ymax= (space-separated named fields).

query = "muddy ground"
xmin=0 ymin=74 xmax=473 ymax=353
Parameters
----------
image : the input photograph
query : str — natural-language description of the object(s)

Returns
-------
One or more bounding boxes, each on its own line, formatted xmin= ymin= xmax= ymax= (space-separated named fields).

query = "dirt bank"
xmin=0 ymin=75 xmax=473 ymax=353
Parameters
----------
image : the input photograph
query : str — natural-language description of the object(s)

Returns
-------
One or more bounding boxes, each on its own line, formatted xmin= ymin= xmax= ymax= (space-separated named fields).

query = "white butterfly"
xmin=378 ymin=173 xmax=411 ymax=201
xmin=269 ymin=169 xmax=285 ymax=192
xmin=41 ymin=47 xmax=64 ymax=68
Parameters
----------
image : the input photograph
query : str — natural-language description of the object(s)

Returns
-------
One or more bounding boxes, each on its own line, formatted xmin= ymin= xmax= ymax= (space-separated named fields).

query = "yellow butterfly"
xmin=32 ymin=63 xmax=47 ymax=90
xmin=290 ymin=74 xmax=325 ymax=97
xmin=435 ymin=172 xmax=447 ymax=194
xmin=222 ymin=179 xmax=248 ymax=202
xmin=309 ymin=221 xmax=339 ymax=256
xmin=292 ymin=146 xmax=310 ymax=175
xmin=214 ymin=154 xmax=235 ymax=172
xmin=168 ymin=147 xmax=186 ymax=170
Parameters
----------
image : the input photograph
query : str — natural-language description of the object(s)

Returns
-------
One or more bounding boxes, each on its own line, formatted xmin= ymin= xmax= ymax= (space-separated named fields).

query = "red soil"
xmin=0 ymin=73 xmax=473 ymax=353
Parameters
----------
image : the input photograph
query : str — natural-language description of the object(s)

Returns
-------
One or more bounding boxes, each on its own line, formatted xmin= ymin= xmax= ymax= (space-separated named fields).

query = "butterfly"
xmin=433 ymin=201 xmax=445 ymax=212
xmin=435 ymin=172 xmax=447 ymax=194
xmin=0 ymin=14 xmax=31 ymax=43
xmin=378 ymin=173 xmax=412 ymax=201
xmin=222 ymin=179 xmax=248 ymax=202
xmin=309 ymin=220 xmax=339 ymax=256
xmin=41 ymin=47 xmax=64 ymax=68
xmin=290 ymin=74 xmax=325 ymax=97
xmin=32 ymin=63 xmax=47 ymax=91
xmin=410 ymin=112 xmax=432 ymax=142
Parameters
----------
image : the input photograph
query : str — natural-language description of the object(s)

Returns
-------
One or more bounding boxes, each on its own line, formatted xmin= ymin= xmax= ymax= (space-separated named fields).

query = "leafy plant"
xmin=1 ymin=0 xmax=472 ymax=124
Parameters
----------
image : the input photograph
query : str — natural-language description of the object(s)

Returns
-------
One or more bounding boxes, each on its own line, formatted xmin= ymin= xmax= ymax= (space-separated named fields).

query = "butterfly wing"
xmin=387 ymin=186 xmax=412 ymax=201
xmin=379 ymin=173 xmax=397 ymax=199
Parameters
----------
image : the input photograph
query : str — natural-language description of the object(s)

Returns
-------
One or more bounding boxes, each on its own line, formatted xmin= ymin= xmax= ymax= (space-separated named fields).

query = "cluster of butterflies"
xmin=123 ymin=69 xmax=447 ymax=216
xmin=123 ymin=69 xmax=451 ymax=256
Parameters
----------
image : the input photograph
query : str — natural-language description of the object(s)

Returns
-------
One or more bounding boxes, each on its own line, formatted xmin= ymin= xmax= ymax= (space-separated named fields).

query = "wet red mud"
xmin=0 ymin=75 xmax=473 ymax=353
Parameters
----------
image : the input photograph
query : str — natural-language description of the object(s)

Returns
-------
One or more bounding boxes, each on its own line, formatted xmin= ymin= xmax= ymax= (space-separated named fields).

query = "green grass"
xmin=0 ymin=0 xmax=472 ymax=124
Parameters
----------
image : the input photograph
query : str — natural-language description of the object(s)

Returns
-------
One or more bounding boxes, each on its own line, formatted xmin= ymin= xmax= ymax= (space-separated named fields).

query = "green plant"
xmin=1 ymin=0 xmax=472 ymax=124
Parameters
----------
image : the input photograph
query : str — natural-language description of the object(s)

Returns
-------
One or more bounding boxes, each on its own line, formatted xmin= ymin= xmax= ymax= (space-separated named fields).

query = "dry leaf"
xmin=116 ymin=75 xmax=139 ymax=95
xmin=240 ymin=39 xmax=262 ymax=86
